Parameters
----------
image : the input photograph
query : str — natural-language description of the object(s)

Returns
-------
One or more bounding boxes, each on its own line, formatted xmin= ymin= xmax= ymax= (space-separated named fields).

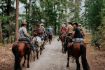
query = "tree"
xmin=16 ymin=0 xmax=19 ymax=41
xmin=84 ymin=0 xmax=103 ymax=33
xmin=0 ymin=19 xmax=2 ymax=43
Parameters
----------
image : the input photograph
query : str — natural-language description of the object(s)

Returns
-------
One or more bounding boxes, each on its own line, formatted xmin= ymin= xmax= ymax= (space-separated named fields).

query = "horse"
xmin=47 ymin=33 xmax=53 ymax=44
xmin=32 ymin=36 xmax=45 ymax=56
xmin=65 ymin=36 xmax=90 ymax=70
xmin=59 ymin=33 xmax=67 ymax=53
xmin=12 ymin=39 xmax=31 ymax=70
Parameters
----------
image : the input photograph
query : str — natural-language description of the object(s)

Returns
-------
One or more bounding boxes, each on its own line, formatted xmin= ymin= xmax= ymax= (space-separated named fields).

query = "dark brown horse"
xmin=65 ymin=36 xmax=90 ymax=70
xmin=59 ymin=33 xmax=67 ymax=52
xmin=48 ymin=34 xmax=53 ymax=44
xmin=12 ymin=41 xmax=31 ymax=70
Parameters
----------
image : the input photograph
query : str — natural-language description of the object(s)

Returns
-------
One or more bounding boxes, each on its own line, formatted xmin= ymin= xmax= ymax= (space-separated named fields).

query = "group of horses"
xmin=11 ymin=32 xmax=90 ymax=70
xmin=59 ymin=34 xmax=90 ymax=70
xmin=12 ymin=33 xmax=52 ymax=70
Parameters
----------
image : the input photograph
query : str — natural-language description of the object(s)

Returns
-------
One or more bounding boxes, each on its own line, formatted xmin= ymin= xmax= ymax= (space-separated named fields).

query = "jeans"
xmin=73 ymin=38 xmax=84 ymax=43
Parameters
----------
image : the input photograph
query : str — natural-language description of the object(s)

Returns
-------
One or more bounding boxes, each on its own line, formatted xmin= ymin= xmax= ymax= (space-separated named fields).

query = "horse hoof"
xmin=76 ymin=69 xmax=80 ymax=70
xmin=66 ymin=65 xmax=69 ymax=67
xmin=37 ymin=57 xmax=39 ymax=59
xmin=22 ymin=64 xmax=25 ymax=67
xmin=33 ymin=58 xmax=35 ymax=61
xmin=27 ymin=65 xmax=30 ymax=68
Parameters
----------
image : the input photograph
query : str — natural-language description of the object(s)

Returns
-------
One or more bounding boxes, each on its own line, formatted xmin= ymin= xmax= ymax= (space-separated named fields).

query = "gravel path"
xmin=27 ymin=38 xmax=76 ymax=70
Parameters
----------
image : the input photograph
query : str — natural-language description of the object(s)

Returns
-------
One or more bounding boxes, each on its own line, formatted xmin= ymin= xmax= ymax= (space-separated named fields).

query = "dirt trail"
xmin=27 ymin=37 xmax=87 ymax=70
xmin=0 ymin=35 xmax=105 ymax=70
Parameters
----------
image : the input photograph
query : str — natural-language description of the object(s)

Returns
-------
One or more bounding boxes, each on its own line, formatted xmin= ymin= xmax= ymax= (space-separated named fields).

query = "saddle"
xmin=18 ymin=38 xmax=30 ymax=44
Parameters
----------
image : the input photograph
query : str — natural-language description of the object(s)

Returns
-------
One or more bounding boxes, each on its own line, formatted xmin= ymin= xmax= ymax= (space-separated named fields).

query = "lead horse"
xmin=65 ymin=36 xmax=90 ymax=70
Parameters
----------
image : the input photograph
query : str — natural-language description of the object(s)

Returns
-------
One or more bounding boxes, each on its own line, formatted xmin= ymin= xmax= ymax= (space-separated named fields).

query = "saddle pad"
xmin=32 ymin=36 xmax=43 ymax=46
xmin=36 ymin=36 xmax=42 ymax=43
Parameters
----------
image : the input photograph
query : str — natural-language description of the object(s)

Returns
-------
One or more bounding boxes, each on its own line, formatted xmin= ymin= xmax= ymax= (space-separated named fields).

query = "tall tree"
xmin=16 ymin=0 xmax=19 ymax=41
xmin=84 ymin=0 xmax=103 ymax=33
xmin=0 ymin=19 xmax=2 ymax=43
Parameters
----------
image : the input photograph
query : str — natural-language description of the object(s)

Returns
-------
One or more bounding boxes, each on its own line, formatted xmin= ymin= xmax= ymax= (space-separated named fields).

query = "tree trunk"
xmin=74 ymin=0 xmax=81 ymax=22
xmin=6 ymin=0 xmax=11 ymax=43
xmin=7 ymin=0 xmax=11 ymax=16
xmin=16 ymin=0 xmax=19 ymax=41
xmin=0 ymin=20 xmax=3 ymax=43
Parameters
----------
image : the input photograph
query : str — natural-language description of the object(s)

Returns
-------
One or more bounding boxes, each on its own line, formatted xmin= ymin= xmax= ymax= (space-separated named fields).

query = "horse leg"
xmin=22 ymin=55 xmax=26 ymax=67
xmin=27 ymin=49 xmax=31 ymax=68
xmin=42 ymin=43 xmax=44 ymax=50
xmin=33 ymin=50 xmax=36 ymax=61
xmin=36 ymin=49 xmax=39 ymax=59
xmin=71 ymin=57 xmax=75 ymax=63
xmin=66 ymin=51 xmax=70 ymax=67
xmin=40 ymin=47 xmax=42 ymax=55
xmin=49 ymin=39 xmax=51 ymax=44
xmin=62 ymin=43 xmax=64 ymax=53
xmin=30 ymin=50 xmax=32 ymax=62
xmin=14 ymin=57 xmax=22 ymax=70
xmin=76 ymin=58 xmax=80 ymax=70
xmin=81 ymin=46 xmax=90 ymax=70
xmin=50 ymin=36 xmax=52 ymax=44
xmin=30 ymin=48 xmax=35 ymax=61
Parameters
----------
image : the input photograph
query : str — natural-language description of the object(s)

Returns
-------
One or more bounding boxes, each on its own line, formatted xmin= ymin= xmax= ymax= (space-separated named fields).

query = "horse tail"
xmin=12 ymin=43 xmax=22 ymax=70
xmin=80 ymin=45 xmax=90 ymax=70
xmin=12 ymin=43 xmax=20 ymax=59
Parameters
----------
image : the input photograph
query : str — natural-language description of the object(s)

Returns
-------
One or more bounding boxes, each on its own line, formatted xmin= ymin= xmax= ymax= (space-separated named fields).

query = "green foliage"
xmin=83 ymin=0 xmax=105 ymax=47
xmin=84 ymin=0 xmax=103 ymax=32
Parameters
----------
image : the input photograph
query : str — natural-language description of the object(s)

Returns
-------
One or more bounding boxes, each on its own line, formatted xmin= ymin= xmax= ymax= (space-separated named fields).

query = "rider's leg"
xmin=64 ymin=37 xmax=68 ymax=53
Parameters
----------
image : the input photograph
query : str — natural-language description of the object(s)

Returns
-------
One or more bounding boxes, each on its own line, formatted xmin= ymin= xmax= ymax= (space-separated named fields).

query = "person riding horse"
xmin=64 ymin=23 xmax=90 ymax=70
xmin=46 ymin=26 xmax=54 ymax=44
xmin=67 ymin=22 xmax=74 ymax=37
xmin=58 ymin=23 xmax=68 ymax=52
xmin=73 ymin=23 xmax=85 ymax=44
xmin=64 ymin=23 xmax=85 ymax=53
xmin=35 ymin=23 xmax=46 ymax=49
xmin=64 ymin=22 xmax=74 ymax=53
xmin=36 ymin=23 xmax=45 ymax=41
xmin=18 ymin=20 xmax=35 ymax=51
xmin=19 ymin=20 xmax=30 ymax=42
xmin=59 ymin=23 xmax=68 ymax=40
xmin=12 ymin=20 xmax=32 ymax=70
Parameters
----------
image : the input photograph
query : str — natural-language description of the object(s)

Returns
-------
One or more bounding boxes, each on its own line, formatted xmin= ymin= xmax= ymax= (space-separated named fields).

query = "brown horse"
xmin=12 ymin=41 xmax=31 ymax=70
xmin=65 ymin=36 xmax=90 ymax=70
xmin=48 ymin=34 xmax=53 ymax=44
xmin=59 ymin=33 xmax=67 ymax=52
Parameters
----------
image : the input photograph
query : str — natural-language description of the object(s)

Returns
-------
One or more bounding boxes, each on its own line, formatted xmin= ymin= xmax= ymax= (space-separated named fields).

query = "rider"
xmin=40 ymin=23 xmax=45 ymax=32
xmin=58 ymin=23 xmax=68 ymax=41
xmin=67 ymin=22 xmax=74 ymax=37
xmin=73 ymin=23 xmax=84 ymax=43
xmin=60 ymin=23 xmax=67 ymax=34
xmin=78 ymin=24 xmax=85 ymax=38
xmin=47 ymin=26 xmax=54 ymax=42
xmin=19 ymin=20 xmax=35 ymax=50
xmin=36 ymin=23 xmax=45 ymax=40
xmin=19 ymin=19 xmax=30 ymax=43
xmin=40 ymin=23 xmax=46 ymax=40
xmin=64 ymin=22 xmax=74 ymax=53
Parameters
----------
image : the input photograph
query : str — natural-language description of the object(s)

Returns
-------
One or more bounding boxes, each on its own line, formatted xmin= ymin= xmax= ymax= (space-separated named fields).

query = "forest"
xmin=0 ymin=0 xmax=105 ymax=47
xmin=1 ymin=0 xmax=105 ymax=70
